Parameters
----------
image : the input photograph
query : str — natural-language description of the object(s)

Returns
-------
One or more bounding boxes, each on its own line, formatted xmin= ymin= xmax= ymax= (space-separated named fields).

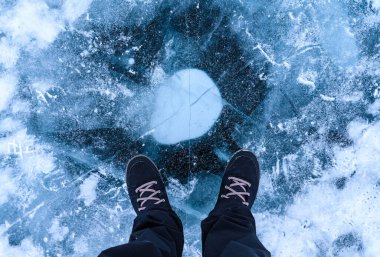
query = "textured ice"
xmin=1 ymin=0 xmax=380 ymax=257
xmin=0 ymin=75 xmax=17 ymax=112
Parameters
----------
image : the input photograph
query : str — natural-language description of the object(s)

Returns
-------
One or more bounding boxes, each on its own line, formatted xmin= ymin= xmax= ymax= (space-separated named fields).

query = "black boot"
xmin=99 ymin=155 xmax=184 ymax=257
xmin=126 ymin=155 xmax=172 ymax=213
xmin=214 ymin=149 xmax=260 ymax=210
xmin=201 ymin=150 xmax=271 ymax=257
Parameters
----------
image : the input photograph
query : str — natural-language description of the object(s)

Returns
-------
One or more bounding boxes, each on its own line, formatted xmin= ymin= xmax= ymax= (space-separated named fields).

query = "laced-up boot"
xmin=214 ymin=149 xmax=260 ymax=210
xmin=126 ymin=155 xmax=172 ymax=213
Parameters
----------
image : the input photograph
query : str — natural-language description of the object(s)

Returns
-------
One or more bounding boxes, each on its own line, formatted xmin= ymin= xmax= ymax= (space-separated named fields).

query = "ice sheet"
xmin=0 ymin=0 xmax=380 ymax=256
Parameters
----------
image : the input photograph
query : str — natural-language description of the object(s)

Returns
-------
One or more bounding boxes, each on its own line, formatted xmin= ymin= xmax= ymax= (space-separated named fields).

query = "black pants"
xmin=98 ymin=207 xmax=271 ymax=257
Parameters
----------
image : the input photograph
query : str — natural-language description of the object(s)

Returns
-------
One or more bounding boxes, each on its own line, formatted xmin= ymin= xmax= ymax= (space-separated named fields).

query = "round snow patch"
xmin=150 ymin=69 xmax=223 ymax=145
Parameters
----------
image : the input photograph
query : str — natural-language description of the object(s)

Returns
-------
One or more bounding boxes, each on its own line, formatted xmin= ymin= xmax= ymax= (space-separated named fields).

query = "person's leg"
xmin=98 ymin=241 xmax=162 ymax=257
xmin=98 ymin=155 xmax=184 ymax=257
xmin=201 ymin=150 xmax=271 ymax=257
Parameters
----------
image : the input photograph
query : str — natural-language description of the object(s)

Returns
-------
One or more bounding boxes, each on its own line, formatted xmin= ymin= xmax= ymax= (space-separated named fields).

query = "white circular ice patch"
xmin=128 ymin=58 xmax=135 ymax=65
xmin=150 ymin=69 xmax=223 ymax=145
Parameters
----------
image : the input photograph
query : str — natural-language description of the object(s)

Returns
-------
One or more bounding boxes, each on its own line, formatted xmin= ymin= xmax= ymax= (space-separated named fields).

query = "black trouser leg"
xmin=201 ymin=207 xmax=271 ymax=257
xmin=99 ymin=209 xmax=184 ymax=257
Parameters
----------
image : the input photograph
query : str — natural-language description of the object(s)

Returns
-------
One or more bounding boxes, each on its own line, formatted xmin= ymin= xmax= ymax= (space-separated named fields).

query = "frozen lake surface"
xmin=1 ymin=0 xmax=380 ymax=256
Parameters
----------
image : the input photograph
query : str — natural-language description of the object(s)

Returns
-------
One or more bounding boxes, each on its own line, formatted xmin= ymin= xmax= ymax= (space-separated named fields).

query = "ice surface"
xmin=373 ymin=0 xmax=380 ymax=9
xmin=78 ymin=174 xmax=99 ymax=207
xmin=257 ymin=119 xmax=380 ymax=256
xmin=1 ymin=0 xmax=380 ymax=256
xmin=0 ymin=75 xmax=17 ymax=112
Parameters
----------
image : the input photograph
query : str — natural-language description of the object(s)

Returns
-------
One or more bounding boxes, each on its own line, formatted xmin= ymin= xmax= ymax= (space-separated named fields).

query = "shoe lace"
xmin=135 ymin=181 xmax=165 ymax=211
xmin=221 ymin=176 xmax=251 ymax=206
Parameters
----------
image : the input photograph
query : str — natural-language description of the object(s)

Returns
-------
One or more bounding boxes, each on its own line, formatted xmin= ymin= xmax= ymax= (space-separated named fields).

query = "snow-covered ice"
xmin=78 ymin=174 xmax=99 ymax=207
xmin=151 ymin=69 xmax=223 ymax=144
xmin=1 ymin=0 xmax=380 ymax=257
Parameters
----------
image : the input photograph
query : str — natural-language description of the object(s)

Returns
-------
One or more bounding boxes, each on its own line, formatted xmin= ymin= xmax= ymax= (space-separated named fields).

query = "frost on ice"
xmin=79 ymin=174 xmax=99 ymax=206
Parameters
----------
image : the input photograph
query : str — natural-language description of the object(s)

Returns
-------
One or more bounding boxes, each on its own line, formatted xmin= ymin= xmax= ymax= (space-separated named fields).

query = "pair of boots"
xmin=98 ymin=150 xmax=271 ymax=257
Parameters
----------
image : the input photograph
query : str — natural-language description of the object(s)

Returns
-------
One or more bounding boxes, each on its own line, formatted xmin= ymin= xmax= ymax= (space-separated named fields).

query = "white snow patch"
xmin=0 ymin=0 xmax=62 ymax=49
xmin=0 ymin=118 xmax=22 ymax=132
xmin=0 ymin=129 xmax=56 ymax=176
xmin=150 ymin=69 xmax=223 ymax=145
xmin=372 ymin=0 xmax=380 ymax=9
xmin=73 ymin=237 xmax=89 ymax=255
xmin=0 ymin=225 xmax=43 ymax=257
xmin=20 ymin=150 xmax=55 ymax=175
xmin=10 ymin=99 xmax=31 ymax=114
xmin=367 ymin=99 xmax=380 ymax=115
xmin=346 ymin=119 xmax=370 ymax=142
xmin=63 ymin=0 xmax=93 ymax=23
xmin=0 ymin=74 xmax=17 ymax=112
xmin=320 ymin=94 xmax=336 ymax=102
xmin=128 ymin=58 xmax=135 ymax=65
xmin=0 ymin=0 xmax=92 ymax=50
xmin=31 ymin=81 xmax=57 ymax=105
xmin=341 ymin=91 xmax=363 ymax=103
xmin=48 ymin=218 xmax=69 ymax=242
xmin=346 ymin=120 xmax=380 ymax=174
xmin=31 ymin=81 xmax=54 ymax=94
xmin=297 ymin=70 xmax=317 ymax=90
xmin=79 ymin=175 xmax=99 ymax=206
xmin=0 ymin=38 xmax=19 ymax=69
xmin=257 ymin=119 xmax=380 ymax=257
xmin=0 ymin=169 xmax=17 ymax=205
